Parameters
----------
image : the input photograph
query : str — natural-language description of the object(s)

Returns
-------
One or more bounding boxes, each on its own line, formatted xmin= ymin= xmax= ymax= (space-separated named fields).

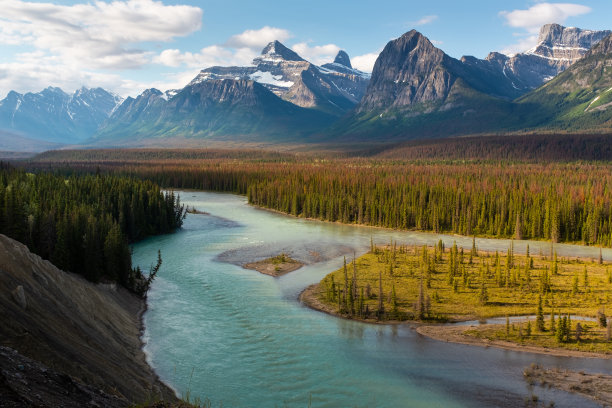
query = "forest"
xmin=0 ymin=163 xmax=185 ymax=295
xmin=24 ymin=148 xmax=612 ymax=247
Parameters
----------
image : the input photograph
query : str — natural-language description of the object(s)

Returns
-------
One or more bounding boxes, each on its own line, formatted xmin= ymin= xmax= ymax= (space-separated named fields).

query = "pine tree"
xmin=550 ymin=310 xmax=556 ymax=334
xmin=555 ymin=316 xmax=565 ymax=343
xmin=391 ymin=284 xmax=398 ymax=319
xmin=526 ymin=320 xmax=532 ymax=337
xmin=479 ymin=280 xmax=488 ymax=305
xmin=536 ymin=295 xmax=545 ymax=332
xmin=572 ymin=274 xmax=579 ymax=295
xmin=377 ymin=269 xmax=384 ymax=319
xmin=506 ymin=316 xmax=510 ymax=337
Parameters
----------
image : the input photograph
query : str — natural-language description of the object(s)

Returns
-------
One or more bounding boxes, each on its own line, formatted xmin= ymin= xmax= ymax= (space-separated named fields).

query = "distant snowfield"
xmin=248 ymin=71 xmax=294 ymax=88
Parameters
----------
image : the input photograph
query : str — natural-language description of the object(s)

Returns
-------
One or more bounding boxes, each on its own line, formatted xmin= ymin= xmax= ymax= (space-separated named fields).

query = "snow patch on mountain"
xmin=248 ymin=71 xmax=294 ymax=88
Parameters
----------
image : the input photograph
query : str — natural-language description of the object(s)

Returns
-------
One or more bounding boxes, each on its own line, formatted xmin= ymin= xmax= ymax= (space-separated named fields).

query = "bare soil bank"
xmin=524 ymin=364 xmax=612 ymax=406
xmin=416 ymin=324 xmax=612 ymax=359
xmin=0 ymin=234 xmax=177 ymax=406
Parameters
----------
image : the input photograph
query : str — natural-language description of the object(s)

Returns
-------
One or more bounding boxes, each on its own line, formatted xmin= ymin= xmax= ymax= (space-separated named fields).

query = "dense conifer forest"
xmin=25 ymin=148 xmax=612 ymax=247
xmin=0 ymin=163 xmax=185 ymax=294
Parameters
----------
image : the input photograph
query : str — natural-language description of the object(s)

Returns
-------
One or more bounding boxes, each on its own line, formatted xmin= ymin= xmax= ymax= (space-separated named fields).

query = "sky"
xmin=1 ymin=0 xmax=611 ymax=98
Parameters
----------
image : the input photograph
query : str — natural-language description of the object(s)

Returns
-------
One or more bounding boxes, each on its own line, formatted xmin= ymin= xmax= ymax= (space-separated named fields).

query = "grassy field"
xmin=316 ymin=240 xmax=612 ymax=323
xmin=465 ymin=320 xmax=612 ymax=354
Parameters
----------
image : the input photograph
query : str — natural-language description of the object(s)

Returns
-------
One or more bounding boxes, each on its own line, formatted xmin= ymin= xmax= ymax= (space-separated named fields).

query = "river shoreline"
xmin=249 ymin=203 xmax=609 ymax=255
xmin=300 ymin=283 xmax=612 ymax=359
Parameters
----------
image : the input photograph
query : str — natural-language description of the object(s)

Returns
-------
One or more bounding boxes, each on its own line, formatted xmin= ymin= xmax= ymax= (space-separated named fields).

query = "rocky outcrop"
xmin=499 ymin=24 xmax=612 ymax=90
xmin=0 ymin=234 xmax=176 ymax=405
xmin=332 ymin=50 xmax=352 ymax=68
xmin=586 ymin=33 xmax=612 ymax=57
xmin=356 ymin=30 xmax=454 ymax=113
xmin=517 ymin=33 xmax=612 ymax=128
xmin=0 ymin=346 xmax=127 ymax=408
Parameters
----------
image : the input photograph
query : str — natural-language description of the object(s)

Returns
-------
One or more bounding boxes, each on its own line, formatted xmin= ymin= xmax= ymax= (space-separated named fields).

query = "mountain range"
xmin=0 ymin=87 xmax=122 ymax=147
xmin=2 ymin=23 xmax=611 ymax=149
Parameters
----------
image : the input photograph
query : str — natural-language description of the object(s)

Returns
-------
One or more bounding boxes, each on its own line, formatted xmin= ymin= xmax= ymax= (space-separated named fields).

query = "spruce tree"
xmin=536 ymin=295 xmax=545 ymax=332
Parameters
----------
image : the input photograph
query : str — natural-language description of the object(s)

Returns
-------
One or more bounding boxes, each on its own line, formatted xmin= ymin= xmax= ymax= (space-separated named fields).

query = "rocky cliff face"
xmin=355 ymin=30 xmax=522 ymax=115
xmin=0 ymin=234 xmax=176 ymax=405
xmin=518 ymin=32 xmax=612 ymax=127
xmin=356 ymin=30 xmax=454 ymax=113
xmin=498 ymin=24 xmax=612 ymax=90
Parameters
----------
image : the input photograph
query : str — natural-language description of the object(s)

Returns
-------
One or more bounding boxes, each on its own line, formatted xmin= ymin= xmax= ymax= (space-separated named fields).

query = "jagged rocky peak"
xmin=529 ymin=23 xmax=612 ymax=61
xmin=373 ymin=29 xmax=446 ymax=80
xmin=333 ymin=50 xmax=352 ymax=68
xmin=140 ymin=88 xmax=163 ymax=98
xmin=356 ymin=30 xmax=453 ymax=112
xmin=537 ymin=23 xmax=612 ymax=49
xmin=255 ymin=40 xmax=304 ymax=63
xmin=587 ymin=33 xmax=612 ymax=56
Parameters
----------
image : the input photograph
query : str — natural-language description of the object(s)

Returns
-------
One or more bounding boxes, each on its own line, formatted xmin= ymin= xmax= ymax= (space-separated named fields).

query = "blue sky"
xmin=1 ymin=0 xmax=611 ymax=97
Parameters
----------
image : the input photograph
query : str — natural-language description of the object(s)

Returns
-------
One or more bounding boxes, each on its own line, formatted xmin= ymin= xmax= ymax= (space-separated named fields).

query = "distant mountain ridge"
xmin=0 ymin=87 xmax=122 ymax=144
xmin=93 ymin=42 xmax=369 ymax=145
xmin=93 ymin=78 xmax=337 ymax=145
xmin=335 ymin=27 xmax=612 ymax=139
xmin=3 ymin=23 xmax=612 ymax=148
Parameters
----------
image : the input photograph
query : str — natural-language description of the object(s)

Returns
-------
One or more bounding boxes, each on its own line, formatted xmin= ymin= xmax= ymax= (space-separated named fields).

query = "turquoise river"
xmin=132 ymin=191 xmax=612 ymax=408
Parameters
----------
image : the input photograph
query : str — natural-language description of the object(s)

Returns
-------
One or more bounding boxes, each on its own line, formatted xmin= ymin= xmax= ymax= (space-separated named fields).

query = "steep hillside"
xmin=94 ymin=79 xmax=336 ymax=145
xmin=0 ymin=234 xmax=176 ymax=404
xmin=518 ymin=33 xmax=612 ymax=130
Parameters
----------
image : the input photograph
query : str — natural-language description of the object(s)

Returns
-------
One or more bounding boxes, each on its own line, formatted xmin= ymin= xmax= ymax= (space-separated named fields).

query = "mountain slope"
xmin=518 ymin=33 xmax=612 ymax=130
xmin=190 ymin=42 xmax=369 ymax=115
xmin=500 ymin=24 xmax=612 ymax=91
xmin=94 ymin=79 xmax=336 ymax=145
xmin=0 ymin=234 xmax=176 ymax=404
xmin=0 ymin=87 xmax=122 ymax=144
xmin=331 ymin=30 xmax=519 ymax=140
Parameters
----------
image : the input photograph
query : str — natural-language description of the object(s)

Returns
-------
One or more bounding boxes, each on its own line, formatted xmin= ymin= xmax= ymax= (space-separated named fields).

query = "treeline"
xmin=0 ymin=165 xmax=185 ymax=294
xmin=374 ymin=134 xmax=612 ymax=162
xmin=23 ymin=150 xmax=612 ymax=246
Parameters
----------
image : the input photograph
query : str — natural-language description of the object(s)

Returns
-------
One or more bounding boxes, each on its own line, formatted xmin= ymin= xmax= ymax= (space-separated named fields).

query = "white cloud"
xmin=499 ymin=2 xmax=592 ymax=55
xmin=413 ymin=15 xmax=438 ymax=26
xmin=225 ymin=26 xmax=291 ymax=49
xmin=0 ymin=0 xmax=203 ymax=97
xmin=0 ymin=0 xmax=203 ymax=70
xmin=154 ymin=45 xmax=255 ymax=69
xmin=500 ymin=3 xmax=591 ymax=33
xmin=291 ymin=43 xmax=341 ymax=65
xmin=154 ymin=26 xmax=295 ymax=71
xmin=352 ymin=52 xmax=379 ymax=73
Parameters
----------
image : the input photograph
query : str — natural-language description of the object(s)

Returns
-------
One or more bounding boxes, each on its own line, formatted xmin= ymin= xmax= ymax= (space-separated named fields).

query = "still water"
xmin=133 ymin=191 xmax=612 ymax=408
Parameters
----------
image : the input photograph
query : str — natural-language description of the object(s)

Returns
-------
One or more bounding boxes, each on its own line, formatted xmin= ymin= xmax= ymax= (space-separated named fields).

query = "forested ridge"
xmin=24 ymin=148 xmax=612 ymax=247
xmin=0 ymin=163 xmax=185 ymax=294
